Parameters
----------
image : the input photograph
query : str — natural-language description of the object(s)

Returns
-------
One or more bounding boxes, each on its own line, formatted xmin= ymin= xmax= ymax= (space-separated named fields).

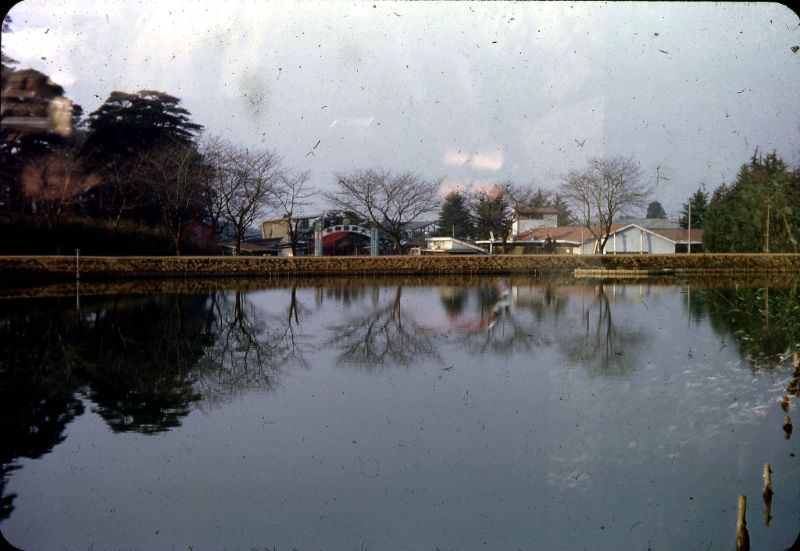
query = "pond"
xmin=1 ymin=276 xmax=798 ymax=550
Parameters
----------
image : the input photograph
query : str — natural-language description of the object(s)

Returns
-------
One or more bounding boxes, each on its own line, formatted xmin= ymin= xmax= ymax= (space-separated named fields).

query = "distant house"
xmin=577 ymin=224 xmax=704 ymax=254
xmin=510 ymin=226 xmax=589 ymax=254
xmin=421 ymin=236 xmax=488 ymax=255
xmin=218 ymin=235 xmax=284 ymax=256
xmin=478 ymin=223 xmax=703 ymax=254
xmin=511 ymin=207 xmax=559 ymax=237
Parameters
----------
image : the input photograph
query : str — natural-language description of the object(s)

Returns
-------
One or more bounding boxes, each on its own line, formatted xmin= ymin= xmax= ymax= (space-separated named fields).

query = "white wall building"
xmin=578 ymin=224 xmax=704 ymax=254
xmin=511 ymin=207 xmax=559 ymax=237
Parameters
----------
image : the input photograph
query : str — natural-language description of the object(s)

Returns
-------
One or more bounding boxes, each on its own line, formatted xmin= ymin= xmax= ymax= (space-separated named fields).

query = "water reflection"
xmin=687 ymin=284 xmax=800 ymax=369
xmin=198 ymin=288 xmax=308 ymax=404
xmin=0 ymin=277 xmax=798 ymax=544
xmin=0 ymin=302 xmax=83 ymax=521
xmin=326 ymin=285 xmax=438 ymax=369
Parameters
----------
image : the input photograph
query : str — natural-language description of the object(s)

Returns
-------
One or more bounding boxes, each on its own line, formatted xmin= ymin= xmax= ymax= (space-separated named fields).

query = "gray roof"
xmin=615 ymin=217 xmax=681 ymax=229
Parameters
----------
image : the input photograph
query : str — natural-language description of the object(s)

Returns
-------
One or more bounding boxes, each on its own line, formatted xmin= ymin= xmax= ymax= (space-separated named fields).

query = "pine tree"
xmin=646 ymin=201 xmax=667 ymax=219
xmin=435 ymin=191 xmax=474 ymax=239
xmin=679 ymin=186 xmax=709 ymax=229
xmin=474 ymin=189 xmax=512 ymax=243
xmin=703 ymin=151 xmax=799 ymax=252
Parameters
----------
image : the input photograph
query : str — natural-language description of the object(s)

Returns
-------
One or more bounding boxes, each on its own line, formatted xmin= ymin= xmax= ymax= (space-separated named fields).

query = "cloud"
xmin=443 ymin=148 xmax=504 ymax=171
xmin=443 ymin=148 xmax=469 ymax=166
xmin=469 ymin=150 xmax=504 ymax=171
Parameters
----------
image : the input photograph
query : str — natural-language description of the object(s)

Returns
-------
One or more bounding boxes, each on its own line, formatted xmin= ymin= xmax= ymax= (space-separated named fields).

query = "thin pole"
xmin=687 ymin=202 xmax=692 ymax=254
xmin=765 ymin=204 xmax=770 ymax=253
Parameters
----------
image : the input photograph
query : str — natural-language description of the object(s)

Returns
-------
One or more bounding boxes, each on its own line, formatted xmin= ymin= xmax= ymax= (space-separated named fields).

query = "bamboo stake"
xmin=736 ymin=495 xmax=750 ymax=551
xmin=763 ymin=464 xmax=773 ymax=527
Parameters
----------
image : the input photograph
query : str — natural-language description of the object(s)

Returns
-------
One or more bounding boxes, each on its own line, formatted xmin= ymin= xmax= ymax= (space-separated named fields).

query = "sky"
xmin=4 ymin=0 xmax=799 ymax=218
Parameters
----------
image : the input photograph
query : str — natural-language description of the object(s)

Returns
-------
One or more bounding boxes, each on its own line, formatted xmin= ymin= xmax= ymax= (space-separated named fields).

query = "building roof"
xmin=515 ymin=224 xmax=626 ymax=243
xmin=616 ymin=217 xmax=681 ymax=229
xmin=647 ymin=227 xmax=703 ymax=243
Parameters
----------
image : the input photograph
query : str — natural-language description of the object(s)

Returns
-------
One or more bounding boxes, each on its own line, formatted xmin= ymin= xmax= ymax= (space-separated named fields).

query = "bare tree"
xmin=326 ymin=168 xmax=441 ymax=253
xmin=561 ymin=156 xmax=650 ymax=253
xmin=272 ymin=169 xmax=314 ymax=256
xmin=201 ymin=140 xmax=281 ymax=254
xmin=197 ymin=136 xmax=233 ymax=236
xmin=137 ymin=143 xmax=207 ymax=255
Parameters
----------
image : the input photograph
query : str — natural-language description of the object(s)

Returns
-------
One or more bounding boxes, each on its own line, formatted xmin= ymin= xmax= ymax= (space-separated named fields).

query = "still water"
xmin=1 ymin=276 xmax=798 ymax=550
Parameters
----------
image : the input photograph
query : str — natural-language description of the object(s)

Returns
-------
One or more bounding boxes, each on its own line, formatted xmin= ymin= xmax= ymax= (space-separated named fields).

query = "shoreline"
xmin=1 ymin=253 xmax=799 ymax=282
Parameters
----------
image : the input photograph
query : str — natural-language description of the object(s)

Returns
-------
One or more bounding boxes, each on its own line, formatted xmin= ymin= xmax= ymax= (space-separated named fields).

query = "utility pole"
xmin=687 ymin=202 xmax=692 ymax=254
xmin=765 ymin=203 xmax=770 ymax=253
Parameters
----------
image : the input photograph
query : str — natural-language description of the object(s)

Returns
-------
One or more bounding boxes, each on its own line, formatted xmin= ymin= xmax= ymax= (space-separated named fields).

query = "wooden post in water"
xmin=763 ymin=464 xmax=773 ymax=527
xmin=736 ymin=495 xmax=750 ymax=551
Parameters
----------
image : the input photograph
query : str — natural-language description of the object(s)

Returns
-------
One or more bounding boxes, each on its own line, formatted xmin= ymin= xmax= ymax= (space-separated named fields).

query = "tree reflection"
xmin=0 ymin=302 xmax=85 ymax=520
xmin=439 ymin=286 xmax=468 ymax=318
xmin=197 ymin=288 xmax=307 ymax=403
xmin=559 ymin=283 xmax=646 ymax=376
xmin=327 ymin=286 xmax=438 ymax=369
xmin=0 ymin=289 xmax=310 ymax=519
xmin=687 ymin=284 xmax=800 ymax=368
xmin=73 ymin=295 xmax=212 ymax=433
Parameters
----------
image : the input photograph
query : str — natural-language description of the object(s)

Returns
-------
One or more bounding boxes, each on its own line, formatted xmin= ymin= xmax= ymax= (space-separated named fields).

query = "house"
xmin=421 ymin=236 xmax=488 ymax=255
xmin=261 ymin=214 xmax=319 ymax=240
xmin=477 ymin=225 xmax=588 ymax=254
xmin=577 ymin=224 xmax=704 ymax=254
xmin=511 ymin=207 xmax=559 ymax=236
xmin=478 ymin=223 xmax=704 ymax=254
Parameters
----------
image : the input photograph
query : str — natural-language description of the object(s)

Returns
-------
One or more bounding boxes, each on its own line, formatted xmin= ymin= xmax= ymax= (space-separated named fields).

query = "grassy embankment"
xmin=0 ymin=253 xmax=798 ymax=282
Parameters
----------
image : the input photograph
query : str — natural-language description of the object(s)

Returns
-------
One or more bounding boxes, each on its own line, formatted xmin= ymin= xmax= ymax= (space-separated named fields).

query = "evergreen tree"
xmin=679 ymin=186 xmax=709 ymax=229
xmin=646 ymin=200 xmax=667 ymax=219
xmin=435 ymin=191 xmax=474 ymax=239
xmin=81 ymin=90 xmax=203 ymax=223
xmin=552 ymin=193 xmax=573 ymax=226
xmin=473 ymin=188 xmax=512 ymax=244
xmin=84 ymin=90 xmax=202 ymax=159
xmin=703 ymin=151 xmax=799 ymax=252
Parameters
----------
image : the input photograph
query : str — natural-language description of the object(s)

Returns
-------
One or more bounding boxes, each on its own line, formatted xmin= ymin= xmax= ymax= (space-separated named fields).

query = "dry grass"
xmin=1 ymin=253 xmax=799 ymax=282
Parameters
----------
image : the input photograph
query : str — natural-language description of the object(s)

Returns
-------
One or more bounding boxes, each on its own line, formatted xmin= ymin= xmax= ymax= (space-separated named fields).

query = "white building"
xmin=578 ymin=224 xmax=704 ymax=254
xmin=422 ymin=237 xmax=488 ymax=254
xmin=511 ymin=207 xmax=559 ymax=237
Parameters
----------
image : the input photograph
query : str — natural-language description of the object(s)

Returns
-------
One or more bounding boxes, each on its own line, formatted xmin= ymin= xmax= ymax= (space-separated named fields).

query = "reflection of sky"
xmin=5 ymin=2 xmax=799 ymax=215
xmin=3 ymin=281 xmax=799 ymax=549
